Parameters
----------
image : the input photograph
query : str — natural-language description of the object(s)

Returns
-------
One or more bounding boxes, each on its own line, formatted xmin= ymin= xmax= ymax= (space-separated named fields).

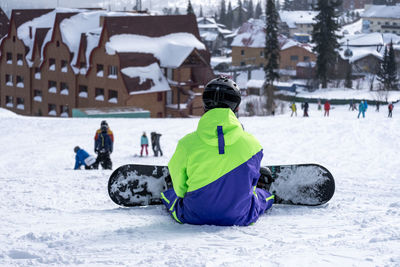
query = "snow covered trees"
xmin=377 ymin=41 xmax=399 ymax=91
xmin=312 ymin=0 xmax=342 ymax=88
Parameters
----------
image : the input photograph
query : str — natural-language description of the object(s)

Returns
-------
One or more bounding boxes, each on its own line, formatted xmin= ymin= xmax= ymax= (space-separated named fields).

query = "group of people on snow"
xmin=140 ymin=132 xmax=163 ymax=157
xmin=74 ymin=120 xmax=114 ymax=170
xmin=291 ymin=99 xmax=394 ymax=118
xmin=73 ymin=121 xmax=163 ymax=170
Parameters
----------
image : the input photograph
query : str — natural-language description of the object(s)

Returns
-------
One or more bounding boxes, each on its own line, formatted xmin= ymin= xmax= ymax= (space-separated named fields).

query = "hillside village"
xmin=0 ymin=0 xmax=399 ymax=118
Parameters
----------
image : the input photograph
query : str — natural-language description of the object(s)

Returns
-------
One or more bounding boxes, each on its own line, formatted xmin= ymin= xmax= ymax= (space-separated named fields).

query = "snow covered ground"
xmin=1 ymin=103 xmax=399 ymax=266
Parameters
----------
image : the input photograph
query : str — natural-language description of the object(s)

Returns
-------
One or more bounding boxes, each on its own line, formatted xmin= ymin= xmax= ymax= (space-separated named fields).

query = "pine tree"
xmin=199 ymin=5 xmax=203 ymax=17
xmin=187 ymin=0 xmax=194 ymax=15
xmin=283 ymin=0 xmax=292 ymax=10
xmin=264 ymin=0 xmax=280 ymax=114
xmin=237 ymin=0 xmax=244 ymax=28
xmin=174 ymin=7 xmax=181 ymax=15
xmin=247 ymin=0 xmax=254 ymax=19
xmin=255 ymin=1 xmax=262 ymax=18
xmin=220 ymin=0 xmax=227 ymax=24
xmin=275 ymin=0 xmax=280 ymax=11
xmin=226 ymin=1 xmax=234 ymax=29
xmin=312 ymin=0 xmax=342 ymax=88
xmin=378 ymin=42 xmax=399 ymax=90
xmin=387 ymin=41 xmax=399 ymax=90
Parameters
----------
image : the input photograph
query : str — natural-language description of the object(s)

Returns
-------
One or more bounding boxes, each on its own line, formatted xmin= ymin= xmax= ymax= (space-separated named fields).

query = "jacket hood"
xmin=196 ymin=108 xmax=243 ymax=147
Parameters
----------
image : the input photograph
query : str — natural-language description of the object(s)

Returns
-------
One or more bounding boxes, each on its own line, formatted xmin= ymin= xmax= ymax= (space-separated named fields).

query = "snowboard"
xmin=108 ymin=164 xmax=335 ymax=207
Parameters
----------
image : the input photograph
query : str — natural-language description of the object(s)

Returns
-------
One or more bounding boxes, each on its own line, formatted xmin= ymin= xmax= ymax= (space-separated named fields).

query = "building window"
xmin=290 ymin=55 xmax=299 ymax=61
xmin=6 ymin=52 xmax=12 ymax=64
xmin=80 ymin=62 xmax=86 ymax=68
xmin=48 ymin=104 xmax=57 ymax=116
xmin=34 ymin=90 xmax=42 ymax=102
xmin=16 ymin=76 xmax=24 ymax=88
xmin=95 ymin=88 xmax=104 ymax=101
xmin=108 ymin=89 xmax=118 ymax=103
xmin=79 ymin=85 xmax=88 ymax=98
xmin=5 ymin=74 xmax=13 ymax=86
xmin=17 ymin=54 xmax=23 ymax=65
xmin=378 ymin=21 xmax=381 ymax=25
xmin=60 ymin=82 xmax=69 ymax=95
xmin=260 ymin=51 xmax=264 ymax=57
xmin=35 ymin=67 xmax=41 ymax=80
xmin=56 ymin=41 xmax=60 ymax=47
xmin=108 ymin=65 xmax=118 ymax=79
xmin=96 ymin=64 xmax=104 ymax=77
xmin=241 ymin=50 xmax=245 ymax=56
xmin=61 ymin=60 xmax=68 ymax=72
xmin=12 ymin=36 xmax=15 ymax=42
xmin=48 ymin=80 xmax=57 ymax=93
xmin=240 ymin=61 xmax=245 ymax=66
xmin=16 ymin=97 xmax=24 ymax=110
xmin=157 ymin=92 xmax=163 ymax=102
xmin=304 ymin=56 xmax=310 ymax=62
xmin=259 ymin=63 xmax=264 ymax=68
xmin=49 ymin=58 xmax=56 ymax=71
xmin=60 ymin=105 xmax=69 ymax=117
xmin=5 ymin=96 xmax=13 ymax=108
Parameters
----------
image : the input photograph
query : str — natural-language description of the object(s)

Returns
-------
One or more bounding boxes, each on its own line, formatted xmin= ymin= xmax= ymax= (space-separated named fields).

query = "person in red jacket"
xmin=388 ymin=102 xmax=394 ymax=118
xmin=324 ymin=101 xmax=331 ymax=117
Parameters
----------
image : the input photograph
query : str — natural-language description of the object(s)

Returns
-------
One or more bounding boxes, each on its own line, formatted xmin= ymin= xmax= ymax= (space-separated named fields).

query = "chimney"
xmin=29 ymin=26 xmax=32 ymax=39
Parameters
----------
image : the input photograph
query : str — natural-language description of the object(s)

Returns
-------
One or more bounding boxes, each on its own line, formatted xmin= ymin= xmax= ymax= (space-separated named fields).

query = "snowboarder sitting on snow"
xmin=151 ymin=132 xmax=163 ymax=157
xmin=160 ymin=77 xmax=274 ymax=226
xmin=93 ymin=125 xmax=113 ymax=169
xmin=74 ymin=146 xmax=96 ymax=170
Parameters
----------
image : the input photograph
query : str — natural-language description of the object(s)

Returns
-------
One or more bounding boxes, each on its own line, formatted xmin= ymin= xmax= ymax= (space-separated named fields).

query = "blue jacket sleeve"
xmin=74 ymin=154 xmax=81 ymax=170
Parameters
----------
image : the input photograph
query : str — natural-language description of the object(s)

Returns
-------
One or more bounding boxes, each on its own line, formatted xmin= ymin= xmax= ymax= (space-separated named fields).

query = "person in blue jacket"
xmin=161 ymin=77 xmax=274 ymax=226
xmin=93 ymin=125 xmax=113 ymax=169
xmin=74 ymin=146 xmax=96 ymax=170
xmin=358 ymin=101 xmax=366 ymax=118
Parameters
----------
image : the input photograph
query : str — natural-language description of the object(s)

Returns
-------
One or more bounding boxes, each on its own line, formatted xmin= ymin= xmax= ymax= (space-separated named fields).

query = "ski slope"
xmin=0 ymin=103 xmax=399 ymax=266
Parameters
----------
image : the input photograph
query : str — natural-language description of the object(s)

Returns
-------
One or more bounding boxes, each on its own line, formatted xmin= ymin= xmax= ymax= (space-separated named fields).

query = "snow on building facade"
xmin=0 ymin=9 xmax=213 ymax=117
xmin=362 ymin=4 xmax=400 ymax=34
xmin=231 ymin=19 xmax=316 ymax=74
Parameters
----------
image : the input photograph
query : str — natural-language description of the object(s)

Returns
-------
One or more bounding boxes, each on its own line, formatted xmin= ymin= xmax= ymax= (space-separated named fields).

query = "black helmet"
xmin=203 ymin=77 xmax=241 ymax=111
xmin=74 ymin=146 xmax=80 ymax=153
xmin=101 ymin=120 xmax=108 ymax=127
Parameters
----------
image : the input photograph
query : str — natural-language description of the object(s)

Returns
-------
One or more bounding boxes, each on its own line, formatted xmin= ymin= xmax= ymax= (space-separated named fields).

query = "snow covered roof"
xmin=232 ymin=19 xmax=313 ymax=52
xmin=231 ymin=19 xmax=265 ymax=47
xmin=362 ymin=5 xmax=400 ymax=19
xmin=339 ymin=45 xmax=382 ymax=63
xmin=121 ymin=63 xmax=170 ymax=95
xmin=340 ymin=32 xmax=384 ymax=47
xmin=279 ymin=11 xmax=318 ymax=28
xmin=105 ymin=33 xmax=205 ymax=68
xmin=200 ymin=31 xmax=218 ymax=42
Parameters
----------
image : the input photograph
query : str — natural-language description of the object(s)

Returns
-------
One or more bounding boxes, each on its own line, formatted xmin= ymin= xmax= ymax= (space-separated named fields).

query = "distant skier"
xmin=290 ymin=102 xmax=297 ymax=117
xmin=161 ymin=77 xmax=274 ymax=226
xmin=376 ymin=102 xmax=380 ymax=112
xmin=317 ymin=99 xmax=322 ymax=110
xmin=140 ymin=132 xmax=149 ymax=157
xmin=303 ymin=101 xmax=309 ymax=117
xmin=324 ymin=101 xmax=330 ymax=117
xmin=74 ymin=146 xmax=96 ymax=170
xmin=151 ymin=132 xmax=163 ymax=157
xmin=388 ymin=102 xmax=394 ymax=118
xmin=95 ymin=120 xmax=114 ymax=144
xmin=94 ymin=125 xmax=113 ymax=169
xmin=357 ymin=101 xmax=366 ymax=118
